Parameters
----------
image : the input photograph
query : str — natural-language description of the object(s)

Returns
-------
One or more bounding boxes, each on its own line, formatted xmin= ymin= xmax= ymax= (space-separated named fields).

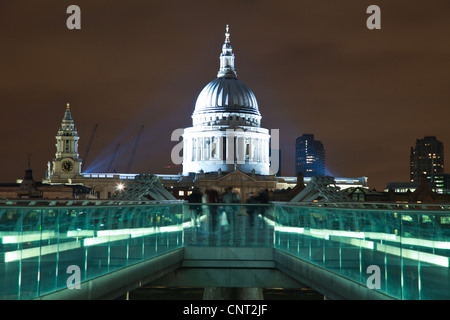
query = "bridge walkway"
xmin=1 ymin=200 xmax=449 ymax=299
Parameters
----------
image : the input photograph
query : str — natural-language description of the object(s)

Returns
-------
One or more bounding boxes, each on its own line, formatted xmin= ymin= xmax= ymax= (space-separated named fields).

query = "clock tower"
xmin=51 ymin=103 xmax=82 ymax=179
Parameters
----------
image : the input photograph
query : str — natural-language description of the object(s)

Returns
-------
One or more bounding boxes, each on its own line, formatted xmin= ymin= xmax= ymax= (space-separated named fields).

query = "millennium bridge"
xmin=1 ymin=199 xmax=450 ymax=300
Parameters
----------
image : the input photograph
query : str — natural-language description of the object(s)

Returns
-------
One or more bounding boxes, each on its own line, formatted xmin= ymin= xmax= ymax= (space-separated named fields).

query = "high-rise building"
xmin=410 ymin=136 xmax=444 ymax=183
xmin=295 ymin=134 xmax=325 ymax=177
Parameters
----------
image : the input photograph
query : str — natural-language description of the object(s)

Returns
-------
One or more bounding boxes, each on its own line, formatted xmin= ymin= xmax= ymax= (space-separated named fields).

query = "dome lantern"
xmin=217 ymin=25 xmax=237 ymax=79
xmin=193 ymin=25 xmax=261 ymax=127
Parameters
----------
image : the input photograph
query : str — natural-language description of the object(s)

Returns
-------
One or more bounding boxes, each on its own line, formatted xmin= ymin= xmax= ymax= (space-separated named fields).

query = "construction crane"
xmin=107 ymin=143 xmax=120 ymax=173
xmin=126 ymin=125 xmax=144 ymax=173
xmin=81 ymin=123 xmax=98 ymax=172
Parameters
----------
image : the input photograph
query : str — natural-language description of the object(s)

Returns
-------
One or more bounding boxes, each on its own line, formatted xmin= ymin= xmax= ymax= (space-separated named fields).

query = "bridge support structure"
xmin=273 ymin=250 xmax=394 ymax=300
xmin=37 ymin=249 xmax=184 ymax=300
xmin=36 ymin=247 xmax=397 ymax=300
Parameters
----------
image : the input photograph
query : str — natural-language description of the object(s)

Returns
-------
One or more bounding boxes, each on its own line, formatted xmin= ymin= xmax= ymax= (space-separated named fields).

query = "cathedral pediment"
xmin=217 ymin=170 xmax=257 ymax=182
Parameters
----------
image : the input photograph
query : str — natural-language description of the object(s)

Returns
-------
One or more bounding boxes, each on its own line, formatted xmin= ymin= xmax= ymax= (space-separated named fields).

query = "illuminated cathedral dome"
xmin=183 ymin=26 xmax=270 ymax=176
xmin=194 ymin=77 xmax=260 ymax=117
xmin=192 ymin=25 xmax=261 ymax=128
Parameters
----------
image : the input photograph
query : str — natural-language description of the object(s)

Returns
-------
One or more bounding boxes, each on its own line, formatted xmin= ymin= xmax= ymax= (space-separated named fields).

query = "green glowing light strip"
xmin=275 ymin=226 xmax=450 ymax=266
xmin=4 ymin=241 xmax=82 ymax=263
xmin=377 ymin=243 xmax=449 ymax=267
xmin=1 ymin=231 xmax=57 ymax=244
xmin=3 ymin=224 xmax=184 ymax=262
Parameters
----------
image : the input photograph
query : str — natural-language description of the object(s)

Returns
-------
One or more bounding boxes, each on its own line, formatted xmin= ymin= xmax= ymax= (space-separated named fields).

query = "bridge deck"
xmin=1 ymin=201 xmax=450 ymax=299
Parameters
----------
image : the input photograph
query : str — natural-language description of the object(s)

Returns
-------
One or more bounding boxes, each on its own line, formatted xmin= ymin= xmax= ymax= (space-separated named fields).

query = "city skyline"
xmin=1 ymin=1 xmax=449 ymax=191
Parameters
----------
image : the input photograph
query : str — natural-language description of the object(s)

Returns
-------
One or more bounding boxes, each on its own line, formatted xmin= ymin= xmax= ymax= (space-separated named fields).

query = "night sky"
xmin=1 ymin=0 xmax=449 ymax=191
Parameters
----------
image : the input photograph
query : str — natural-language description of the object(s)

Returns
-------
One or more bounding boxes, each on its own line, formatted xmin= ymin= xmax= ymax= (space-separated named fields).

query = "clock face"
xmin=61 ymin=160 xmax=74 ymax=172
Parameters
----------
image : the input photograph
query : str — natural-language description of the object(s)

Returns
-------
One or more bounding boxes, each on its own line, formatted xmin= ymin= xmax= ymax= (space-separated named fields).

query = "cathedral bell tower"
xmin=51 ymin=103 xmax=82 ymax=179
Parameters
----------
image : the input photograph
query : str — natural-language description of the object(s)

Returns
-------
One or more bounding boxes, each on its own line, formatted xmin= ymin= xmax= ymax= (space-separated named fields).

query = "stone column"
xmin=205 ymin=137 xmax=210 ymax=161
xmin=255 ymin=139 xmax=260 ymax=162
xmin=195 ymin=138 xmax=200 ymax=161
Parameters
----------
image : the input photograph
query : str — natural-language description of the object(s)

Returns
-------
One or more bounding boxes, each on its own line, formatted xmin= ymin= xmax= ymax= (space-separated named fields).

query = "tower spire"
xmin=225 ymin=24 xmax=230 ymax=43
xmin=217 ymin=24 xmax=236 ymax=78
xmin=63 ymin=102 xmax=73 ymax=121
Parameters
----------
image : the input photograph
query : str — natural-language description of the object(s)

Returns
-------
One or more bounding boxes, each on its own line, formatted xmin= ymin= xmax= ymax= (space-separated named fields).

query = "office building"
xmin=410 ymin=136 xmax=444 ymax=183
xmin=295 ymin=134 xmax=325 ymax=177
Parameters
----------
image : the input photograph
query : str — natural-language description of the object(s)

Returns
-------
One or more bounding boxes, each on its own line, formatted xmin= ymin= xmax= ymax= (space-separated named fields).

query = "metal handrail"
xmin=0 ymin=198 xmax=183 ymax=208
xmin=272 ymin=201 xmax=450 ymax=212
xmin=2 ymin=198 xmax=450 ymax=212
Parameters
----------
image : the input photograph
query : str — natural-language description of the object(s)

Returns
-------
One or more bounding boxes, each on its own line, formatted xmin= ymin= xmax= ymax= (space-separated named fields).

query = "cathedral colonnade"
xmin=182 ymin=127 xmax=270 ymax=175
